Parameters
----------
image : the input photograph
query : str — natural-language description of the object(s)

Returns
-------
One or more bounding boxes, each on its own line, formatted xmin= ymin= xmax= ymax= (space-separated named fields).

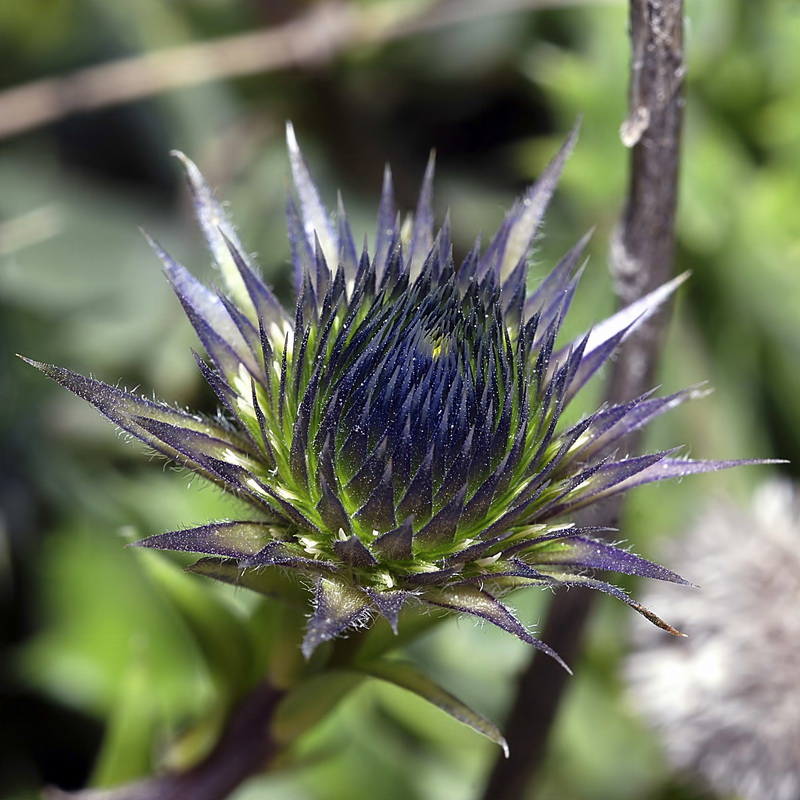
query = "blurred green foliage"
xmin=1 ymin=0 xmax=797 ymax=798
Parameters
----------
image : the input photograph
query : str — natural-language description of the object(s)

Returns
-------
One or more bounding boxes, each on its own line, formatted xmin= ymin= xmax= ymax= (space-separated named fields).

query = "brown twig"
xmin=0 ymin=0 xmax=612 ymax=142
xmin=0 ymin=3 xmax=355 ymax=141
xmin=481 ymin=2 xmax=685 ymax=799
xmin=43 ymin=681 xmax=285 ymax=800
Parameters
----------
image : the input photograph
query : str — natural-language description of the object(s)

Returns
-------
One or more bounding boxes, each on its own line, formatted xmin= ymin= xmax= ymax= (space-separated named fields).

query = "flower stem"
xmin=481 ymin=2 xmax=685 ymax=798
xmin=44 ymin=681 xmax=286 ymax=800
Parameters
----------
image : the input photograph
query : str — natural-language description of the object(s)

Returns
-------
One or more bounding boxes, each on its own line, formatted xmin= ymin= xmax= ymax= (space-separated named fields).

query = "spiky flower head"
xmin=25 ymin=124 xmax=745 ymax=664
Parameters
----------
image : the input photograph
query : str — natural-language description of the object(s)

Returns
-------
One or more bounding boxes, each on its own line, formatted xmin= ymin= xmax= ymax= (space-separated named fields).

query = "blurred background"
xmin=1 ymin=1 xmax=797 ymax=798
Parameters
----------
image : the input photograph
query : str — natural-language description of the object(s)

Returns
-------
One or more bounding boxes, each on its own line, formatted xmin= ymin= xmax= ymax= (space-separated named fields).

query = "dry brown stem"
xmin=481 ymin=3 xmax=685 ymax=798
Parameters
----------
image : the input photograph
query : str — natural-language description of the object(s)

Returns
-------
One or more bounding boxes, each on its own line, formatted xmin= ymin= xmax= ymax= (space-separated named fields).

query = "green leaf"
xmin=187 ymin=557 xmax=319 ymax=689
xmin=134 ymin=548 xmax=259 ymax=697
xmin=354 ymin=658 xmax=508 ymax=755
xmin=89 ymin=649 xmax=157 ymax=787
xmin=271 ymin=670 xmax=364 ymax=745
xmin=353 ymin=602 xmax=447 ymax=662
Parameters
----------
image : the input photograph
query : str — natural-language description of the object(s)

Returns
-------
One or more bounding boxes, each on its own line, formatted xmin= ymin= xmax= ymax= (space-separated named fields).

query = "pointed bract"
xmin=357 ymin=657 xmax=509 ymax=756
xmin=170 ymin=150 xmax=256 ymax=317
xmin=303 ymin=577 xmax=371 ymax=658
xmin=133 ymin=521 xmax=274 ymax=558
xmin=286 ymin=122 xmax=338 ymax=288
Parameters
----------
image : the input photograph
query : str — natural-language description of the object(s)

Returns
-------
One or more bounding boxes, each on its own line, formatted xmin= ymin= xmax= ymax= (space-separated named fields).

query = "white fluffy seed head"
xmin=626 ymin=480 xmax=800 ymax=800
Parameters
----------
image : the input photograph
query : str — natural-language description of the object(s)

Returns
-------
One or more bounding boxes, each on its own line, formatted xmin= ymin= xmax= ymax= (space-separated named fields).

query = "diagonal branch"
xmin=43 ymin=681 xmax=285 ymax=800
xmin=481 ymin=2 xmax=685 ymax=799
xmin=0 ymin=0 xmax=609 ymax=141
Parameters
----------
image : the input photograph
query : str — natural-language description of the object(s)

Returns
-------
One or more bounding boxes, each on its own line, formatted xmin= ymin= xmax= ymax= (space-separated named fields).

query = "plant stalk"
xmin=481 ymin=2 xmax=685 ymax=798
